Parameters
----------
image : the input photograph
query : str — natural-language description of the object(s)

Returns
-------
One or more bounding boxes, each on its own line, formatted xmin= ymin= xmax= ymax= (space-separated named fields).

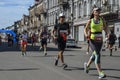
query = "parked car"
xmin=66 ymin=38 xmax=77 ymax=48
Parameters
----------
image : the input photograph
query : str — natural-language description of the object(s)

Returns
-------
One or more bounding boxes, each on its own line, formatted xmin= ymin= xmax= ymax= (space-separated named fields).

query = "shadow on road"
xmin=90 ymin=74 xmax=120 ymax=80
xmin=102 ymin=55 xmax=120 ymax=57
xmin=27 ymin=54 xmax=75 ymax=58
xmin=64 ymin=66 xmax=120 ymax=80
xmin=63 ymin=66 xmax=84 ymax=71
xmin=0 ymin=68 xmax=40 ymax=71
xmin=0 ymin=42 xmax=79 ymax=52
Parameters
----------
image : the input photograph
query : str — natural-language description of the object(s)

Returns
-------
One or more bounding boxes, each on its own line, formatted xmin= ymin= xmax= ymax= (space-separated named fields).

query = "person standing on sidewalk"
xmin=84 ymin=7 xmax=109 ymax=79
xmin=52 ymin=13 xmax=70 ymax=69
xmin=40 ymin=27 xmax=48 ymax=56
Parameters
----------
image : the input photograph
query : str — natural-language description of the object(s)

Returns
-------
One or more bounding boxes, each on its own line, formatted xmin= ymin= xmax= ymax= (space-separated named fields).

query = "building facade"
xmin=28 ymin=0 xmax=46 ymax=35
xmin=11 ymin=0 xmax=120 ymax=42
xmin=15 ymin=14 xmax=29 ymax=34
xmin=73 ymin=0 xmax=120 ymax=41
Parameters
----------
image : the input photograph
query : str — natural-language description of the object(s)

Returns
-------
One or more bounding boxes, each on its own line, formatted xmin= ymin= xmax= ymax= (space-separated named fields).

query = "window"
xmin=117 ymin=28 xmax=119 ymax=32
xmin=84 ymin=1 xmax=87 ymax=17
xmin=48 ymin=14 xmax=50 ymax=25
xmin=79 ymin=4 xmax=81 ymax=17
xmin=68 ymin=6 xmax=71 ymax=17
xmin=74 ymin=4 xmax=77 ymax=19
xmin=49 ymin=1 xmax=51 ymax=8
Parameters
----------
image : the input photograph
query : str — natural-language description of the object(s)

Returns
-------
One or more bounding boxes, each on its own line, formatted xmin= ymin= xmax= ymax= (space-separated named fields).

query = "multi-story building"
xmin=73 ymin=0 xmax=120 ymax=41
xmin=45 ymin=0 xmax=73 ymax=35
xmin=45 ymin=0 xmax=120 ymax=42
xmin=45 ymin=0 xmax=59 ymax=30
xmin=12 ymin=0 xmax=120 ymax=42
xmin=28 ymin=0 xmax=47 ymax=35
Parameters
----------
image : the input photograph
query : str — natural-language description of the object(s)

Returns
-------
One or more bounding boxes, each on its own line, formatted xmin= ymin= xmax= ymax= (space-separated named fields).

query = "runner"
xmin=52 ymin=13 xmax=70 ymax=69
xmin=20 ymin=31 xmax=28 ymax=56
xmin=84 ymin=7 xmax=109 ymax=79
xmin=107 ymin=30 xmax=117 ymax=56
xmin=31 ymin=33 xmax=37 ymax=47
xmin=40 ymin=27 xmax=48 ymax=56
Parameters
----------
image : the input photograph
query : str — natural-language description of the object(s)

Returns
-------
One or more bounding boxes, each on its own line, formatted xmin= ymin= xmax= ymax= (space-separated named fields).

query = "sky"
xmin=0 ymin=0 xmax=34 ymax=29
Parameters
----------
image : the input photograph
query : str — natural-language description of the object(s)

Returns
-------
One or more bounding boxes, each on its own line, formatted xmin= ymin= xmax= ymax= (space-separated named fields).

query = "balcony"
xmin=58 ymin=0 xmax=69 ymax=11
xmin=101 ymin=4 xmax=119 ymax=15
xmin=58 ymin=0 xmax=68 ymax=5
xmin=100 ymin=4 xmax=119 ymax=22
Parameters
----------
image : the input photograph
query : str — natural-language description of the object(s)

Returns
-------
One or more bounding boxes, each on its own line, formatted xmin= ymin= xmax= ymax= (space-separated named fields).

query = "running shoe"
xmin=84 ymin=62 xmax=89 ymax=73
xmin=22 ymin=52 xmax=24 ymax=56
xmin=24 ymin=52 xmax=27 ymax=56
xmin=54 ymin=58 xmax=58 ymax=66
xmin=98 ymin=71 xmax=106 ymax=79
xmin=86 ymin=52 xmax=89 ymax=54
xmin=62 ymin=63 xmax=68 ymax=69
xmin=39 ymin=47 xmax=42 ymax=51
xmin=44 ymin=53 xmax=47 ymax=56
xmin=110 ymin=53 xmax=112 ymax=56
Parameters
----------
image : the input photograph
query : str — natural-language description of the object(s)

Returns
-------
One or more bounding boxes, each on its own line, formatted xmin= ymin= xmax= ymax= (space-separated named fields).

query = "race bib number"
xmin=59 ymin=30 xmax=67 ymax=41
xmin=43 ymin=35 xmax=47 ymax=38
xmin=94 ymin=34 xmax=103 ymax=42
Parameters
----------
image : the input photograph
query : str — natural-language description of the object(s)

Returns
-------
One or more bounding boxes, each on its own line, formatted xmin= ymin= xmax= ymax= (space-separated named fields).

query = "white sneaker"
xmin=98 ymin=71 xmax=106 ymax=79
xmin=84 ymin=62 xmax=89 ymax=73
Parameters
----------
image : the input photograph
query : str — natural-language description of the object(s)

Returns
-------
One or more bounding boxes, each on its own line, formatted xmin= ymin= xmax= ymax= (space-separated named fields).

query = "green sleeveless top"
xmin=90 ymin=18 xmax=103 ymax=40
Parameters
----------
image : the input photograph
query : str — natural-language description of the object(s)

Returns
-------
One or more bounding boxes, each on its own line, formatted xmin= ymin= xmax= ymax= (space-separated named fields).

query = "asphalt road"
xmin=0 ymin=42 xmax=120 ymax=80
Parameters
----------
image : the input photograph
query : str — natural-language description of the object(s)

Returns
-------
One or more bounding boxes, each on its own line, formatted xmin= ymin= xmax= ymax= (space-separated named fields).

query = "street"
xmin=0 ymin=42 xmax=120 ymax=80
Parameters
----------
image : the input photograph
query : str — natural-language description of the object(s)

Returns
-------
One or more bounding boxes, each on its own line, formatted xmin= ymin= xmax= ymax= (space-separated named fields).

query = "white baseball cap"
xmin=59 ymin=13 xmax=65 ymax=18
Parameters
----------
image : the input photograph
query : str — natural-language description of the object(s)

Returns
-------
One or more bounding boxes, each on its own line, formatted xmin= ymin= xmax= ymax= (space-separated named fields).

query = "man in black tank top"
xmin=53 ymin=13 xmax=70 ymax=69
xmin=40 ymin=28 xmax=48 ymax=56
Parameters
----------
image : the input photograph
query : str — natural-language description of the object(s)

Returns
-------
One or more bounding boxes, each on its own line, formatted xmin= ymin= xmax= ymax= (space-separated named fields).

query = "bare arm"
xmin=52 ymin=29 xmax=57 ymax=38
xmin=102 ymin=18 xmax=109 ymax=35
xmin=84 ymin=20 xmax=91 ymax=37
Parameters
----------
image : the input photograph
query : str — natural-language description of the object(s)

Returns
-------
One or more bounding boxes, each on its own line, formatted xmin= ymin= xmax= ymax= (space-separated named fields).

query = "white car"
xmin=66 ymin=39 xmax=77 ymax=48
